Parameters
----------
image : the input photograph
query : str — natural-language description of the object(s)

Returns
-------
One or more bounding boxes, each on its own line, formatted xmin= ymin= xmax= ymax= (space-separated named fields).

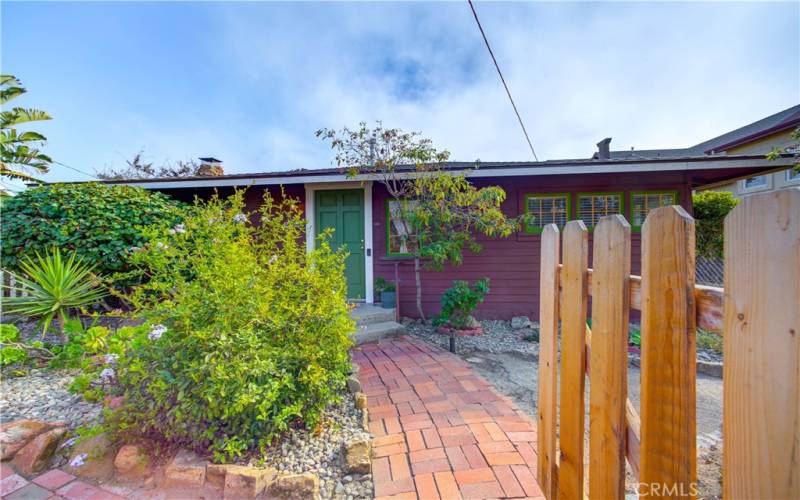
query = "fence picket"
xmin=558 ymin=221 xmax=588 ymax=500
xmin=589 ymin=215 xmax=630 ymax=500
xmin=640 ymin=206 xmax=697 ymax=497
xmin=537 ymin=224 xmax=560 ymax=499
xmin=722 ymin=189 xmax=800 ymax=499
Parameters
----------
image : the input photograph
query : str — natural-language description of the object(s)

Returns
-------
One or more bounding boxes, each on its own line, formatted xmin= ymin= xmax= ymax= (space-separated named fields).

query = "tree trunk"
xmin=414 ymin=256 xmax=426 ymax=321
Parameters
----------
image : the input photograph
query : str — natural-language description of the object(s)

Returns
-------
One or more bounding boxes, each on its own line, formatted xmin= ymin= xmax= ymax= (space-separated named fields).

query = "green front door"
xmin=315 ymin=189 xmax=366 ymax=300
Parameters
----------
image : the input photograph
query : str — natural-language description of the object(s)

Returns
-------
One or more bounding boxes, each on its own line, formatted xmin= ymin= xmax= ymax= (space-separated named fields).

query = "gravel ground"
xmin=0 ymin=368 xmax=102 ymax=429
xmin=260 ymin=395 xmax=373 ymax=500
xmin=403 ymin=319 xmax=539 ymax=357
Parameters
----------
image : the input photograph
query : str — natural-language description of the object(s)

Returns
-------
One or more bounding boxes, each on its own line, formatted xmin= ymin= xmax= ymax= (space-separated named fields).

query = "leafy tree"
xmin=0 ymin=75 xmax=52 ymax=182
xmin=693 ymin=190 xmax=739 ymax=258
xmin=318 ymin=122 xmax=521 ymax=319
xmin=96 ymin=150 xmax=212 ymax=180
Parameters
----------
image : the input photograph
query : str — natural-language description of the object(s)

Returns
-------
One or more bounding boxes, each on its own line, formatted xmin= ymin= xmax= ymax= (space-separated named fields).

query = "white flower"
xmin=129 ymin=246 xmax=142 ymax=253
xmin=69 ymin=453 xmax=88 ymax=468
xmin=169 ymin=224 xmax=186 ymax=234
xmin=148 ymin=324 xmax=167 ymax=340
xmin=208 ymin=217 xmax=217 ymax=225
xmin=104 ymin=353 xmax=119 ymax=365
xmin=233 ymin=213 xmax=247 ymax=223
xmin=61 ymin=437 xmax=78 ymax=449
xmin=100 ymin=368 xmax=116 ymax=381
xmin=268 ymin=255 xmax=278 ymax=265
xmin=155 ymin=242 xmax=168 ymax=250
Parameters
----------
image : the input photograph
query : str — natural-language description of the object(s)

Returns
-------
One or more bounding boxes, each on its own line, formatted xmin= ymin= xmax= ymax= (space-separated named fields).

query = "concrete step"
xmin=353 ymin=321 xmax=407 ymax=345
xmin=350 ymin=303 xmax=396 ymax=326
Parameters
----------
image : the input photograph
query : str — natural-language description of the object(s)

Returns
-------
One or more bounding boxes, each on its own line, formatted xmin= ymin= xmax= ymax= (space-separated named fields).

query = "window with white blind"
xmin=577 ymin=193 xmax=622 ymax=228
xmin=524 ymin=193 xmax=570 ymax=234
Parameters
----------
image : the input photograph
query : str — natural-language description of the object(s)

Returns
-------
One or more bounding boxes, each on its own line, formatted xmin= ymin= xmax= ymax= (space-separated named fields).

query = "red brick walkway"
xmin=353 ymin=336 xmax=544 ymax=500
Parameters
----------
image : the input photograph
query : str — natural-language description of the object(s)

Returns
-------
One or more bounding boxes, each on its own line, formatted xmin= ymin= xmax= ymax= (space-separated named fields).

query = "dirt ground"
xmin=456 ymin=348 xmax=723 ymax=499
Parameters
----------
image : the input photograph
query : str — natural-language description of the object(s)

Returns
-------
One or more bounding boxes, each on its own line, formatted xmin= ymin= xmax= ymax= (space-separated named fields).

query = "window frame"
xmin=739 ymin=175 xmax=770 ymax=193
xmin=522 ymin=193 xmax=572 ymax=235
xmin=787 ymin=168 xmax=800 ymax=184
xmin=629 ymin=190 xmax=679 ymax=231
xmin=385 ymin=198 xmax=418 ymax=257
xmin=576 ymin=192 xmax=624 ymax=231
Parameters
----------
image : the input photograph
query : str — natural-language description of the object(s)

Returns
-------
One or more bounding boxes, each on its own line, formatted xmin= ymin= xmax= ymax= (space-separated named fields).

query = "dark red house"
xmin=107 ymin=149 xmax=794 ymax=320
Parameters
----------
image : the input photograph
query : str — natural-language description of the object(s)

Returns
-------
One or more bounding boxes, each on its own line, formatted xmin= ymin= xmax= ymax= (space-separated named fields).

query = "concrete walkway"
xmin=353 ymin=336 xmax=544 ymax=500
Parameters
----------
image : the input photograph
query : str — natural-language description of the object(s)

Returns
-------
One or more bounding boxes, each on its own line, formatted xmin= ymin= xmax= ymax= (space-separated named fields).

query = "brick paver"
xmin=354 ymin=336 xmax=545 ymax=500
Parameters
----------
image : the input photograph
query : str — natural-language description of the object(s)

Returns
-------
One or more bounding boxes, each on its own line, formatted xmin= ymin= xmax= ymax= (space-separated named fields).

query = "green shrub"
xmin=0 ymin=324 xmax=28 ymax=366
xmin=1 ymin=183 xmax=184 ymax=290
xmin=629 ymin=327 xmax=641 ymax=347
xmin=435 ymin=278 xmax=490 ymax=329
xmin=697 ymin=328 xmax=723 ymax=354
xmin=693 ymin=191 xmax=739 ymax=258
xmin=104 ymin=189 xmax=353 ymax=461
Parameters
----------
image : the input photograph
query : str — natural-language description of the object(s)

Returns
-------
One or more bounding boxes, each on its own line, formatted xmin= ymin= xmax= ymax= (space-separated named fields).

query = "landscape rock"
xmin=0 ymin=419 xmax=57 ymax=460
xmin=63 ymin=433 xmax=117 ymax=482
xmin=346 ymin=376 xmax=362 ymax=394
xmin=342 ymin=439 xmax=371 ymax=474
xmin=11 ymin=427 xmax=66 ymax=475
xmin=164 ymin=449 xmax=208 ymax=487
xmin=270 ymin=472 xmax=321 ymax=499
xmin=104 ymin=396 xmax=125 ymax=410
xmin=223 ymin=464 xmax=277 ymax=499
xmin=354 ymin=393 xmax=367 ymax=410
xmin=114 ymin=444 xmax=150 ymax=477
xmin=465 ymin=315 xmax=481 ymax=329
xmin=510 ymin=316 xmax=533 ymax=330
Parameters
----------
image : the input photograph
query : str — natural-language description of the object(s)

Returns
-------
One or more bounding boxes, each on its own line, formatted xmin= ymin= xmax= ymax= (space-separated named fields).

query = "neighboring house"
xmin=102 ymin=142 xmax=794 ymax=320
xmin=602 ymin=104 xmax=800 ymax=198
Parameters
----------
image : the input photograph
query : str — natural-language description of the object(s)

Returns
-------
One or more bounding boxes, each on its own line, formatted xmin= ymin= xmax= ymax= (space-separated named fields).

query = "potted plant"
xmin=434 ymin=278 xmax=489 ymax=351
xmin=375 ymin=277 xmax=397 ymax=309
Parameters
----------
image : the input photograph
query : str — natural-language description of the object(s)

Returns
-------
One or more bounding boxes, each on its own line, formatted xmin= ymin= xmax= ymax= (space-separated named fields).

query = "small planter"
xmin=380 ymin=291 xmax=396 ymax=309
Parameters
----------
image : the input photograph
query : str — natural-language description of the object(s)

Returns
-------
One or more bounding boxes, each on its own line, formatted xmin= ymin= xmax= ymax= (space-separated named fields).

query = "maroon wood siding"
xmin=372 ymin=173 xmax=692 ymax=320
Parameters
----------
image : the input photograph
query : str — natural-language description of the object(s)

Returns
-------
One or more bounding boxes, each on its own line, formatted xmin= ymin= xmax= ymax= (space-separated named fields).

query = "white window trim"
xmin=739 ymin=175 xmax=772 ymax=194
xmin=304 ymin=181 xmax=373 ymax=304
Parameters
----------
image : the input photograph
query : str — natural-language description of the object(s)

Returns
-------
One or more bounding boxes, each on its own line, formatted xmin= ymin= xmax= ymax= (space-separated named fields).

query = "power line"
xmin=467 ymin=0 xmax=539 ymax=162
xmin=52 ymin=160 xmax=100 ymax=180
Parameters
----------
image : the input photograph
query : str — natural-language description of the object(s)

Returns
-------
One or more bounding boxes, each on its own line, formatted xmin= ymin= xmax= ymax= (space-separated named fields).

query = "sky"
xmin=1 ymin=1 xmax=798 ymax=189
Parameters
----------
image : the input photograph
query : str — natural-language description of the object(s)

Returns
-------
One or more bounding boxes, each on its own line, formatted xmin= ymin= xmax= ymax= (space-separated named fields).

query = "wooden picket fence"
xmin=1 ymin=269 xmax=29 ymax=298
xmin=536 ymin=188 xmax=799 ymax=499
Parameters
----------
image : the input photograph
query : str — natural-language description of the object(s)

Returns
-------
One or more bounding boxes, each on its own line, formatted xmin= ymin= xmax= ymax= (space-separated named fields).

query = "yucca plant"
xmin=3 ymin=248 xmax=107 ymax=339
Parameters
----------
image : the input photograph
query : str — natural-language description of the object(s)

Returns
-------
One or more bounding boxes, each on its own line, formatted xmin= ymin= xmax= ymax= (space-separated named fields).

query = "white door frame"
xmin=305 ymin=181 xmax=373 ymax=304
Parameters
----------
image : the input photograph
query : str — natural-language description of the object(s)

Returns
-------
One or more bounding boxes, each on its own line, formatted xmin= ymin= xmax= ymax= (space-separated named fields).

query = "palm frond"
xmin=0 ymin=108 xmax=52 ymax=128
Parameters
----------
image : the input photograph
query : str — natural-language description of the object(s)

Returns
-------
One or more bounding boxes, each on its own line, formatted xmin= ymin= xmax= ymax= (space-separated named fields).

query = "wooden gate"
xmin=536 ymin=189 xmax=799 ymax=499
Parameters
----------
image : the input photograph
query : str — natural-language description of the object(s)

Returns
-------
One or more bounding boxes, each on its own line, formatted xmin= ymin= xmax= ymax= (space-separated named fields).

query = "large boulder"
xmin=63 ymin=433 xmax=117 ymax=482
xmin=114 ymin=444 xmax=150 ymax=478
xmin=0 ymin=420 xmax=58 ymax=460
xmin=342 ymin=438 xmax=371 ymax=474
xmin=269 ymin=473 xmax=320 ymax=500
xmin=164 ymin=449 xmax=208 ymax=488
xmin=11 ymin=427 xmax=66 ymax=475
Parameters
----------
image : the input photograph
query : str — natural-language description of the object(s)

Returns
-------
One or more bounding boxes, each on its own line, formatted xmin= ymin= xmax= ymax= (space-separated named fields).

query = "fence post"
xmin=722 ymin=189 xmax=800 ymax=499
xmin=589 ymin=215 xmax=631 ymax=500
xmin=538 ymin=224 xmax=560 ymax=499
xmin=558 ymin=221 xmax=588 ymax=500
xmin=640 ymin=206 xmax=697 ymax=497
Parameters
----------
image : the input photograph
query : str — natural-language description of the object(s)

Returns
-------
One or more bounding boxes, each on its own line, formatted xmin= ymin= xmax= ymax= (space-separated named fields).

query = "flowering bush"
xmin=104 ymin=190 xmax=354 ymax=461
